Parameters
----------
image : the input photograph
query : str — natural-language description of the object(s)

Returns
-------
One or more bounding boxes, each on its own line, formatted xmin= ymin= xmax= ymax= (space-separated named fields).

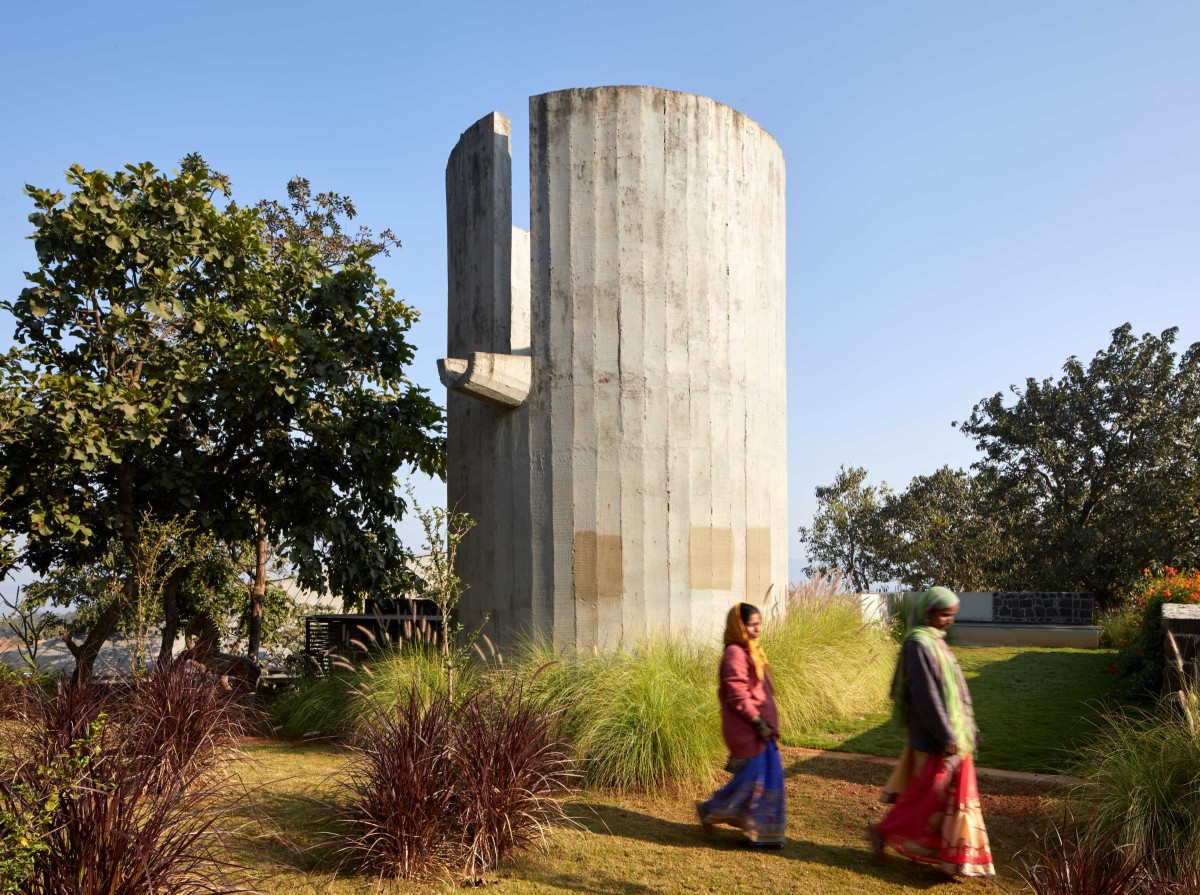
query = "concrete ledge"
xmin=438 ymin=352 xmax=531 ymax=407
xmin=949 ymin=622 xmax=1101 ymax=649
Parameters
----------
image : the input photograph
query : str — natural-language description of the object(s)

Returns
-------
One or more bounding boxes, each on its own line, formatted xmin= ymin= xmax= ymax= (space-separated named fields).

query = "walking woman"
xmin=696 ymin=602 xmax=786 ymax=847
xmin=868 ymin=587 xmax=994 ymax=878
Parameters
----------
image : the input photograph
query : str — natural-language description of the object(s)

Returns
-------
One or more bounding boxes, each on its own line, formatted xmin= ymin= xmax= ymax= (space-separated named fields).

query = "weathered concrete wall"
xmin=445 ymin=114 xmax=532 ymax=641
xmin=446 ymin=87 xmax=787 ymax=650
xmin=527 ymin=86 xmax=787 ymax=647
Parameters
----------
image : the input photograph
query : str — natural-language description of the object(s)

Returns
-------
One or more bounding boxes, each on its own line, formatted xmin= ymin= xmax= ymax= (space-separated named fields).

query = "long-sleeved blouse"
xmin=718 ymin=643 xmax=779 ymax=759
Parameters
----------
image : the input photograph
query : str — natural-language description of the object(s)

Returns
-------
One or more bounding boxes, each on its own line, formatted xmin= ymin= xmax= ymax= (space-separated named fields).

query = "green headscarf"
xmin=890 ymin=586 xmax=976 ymax=755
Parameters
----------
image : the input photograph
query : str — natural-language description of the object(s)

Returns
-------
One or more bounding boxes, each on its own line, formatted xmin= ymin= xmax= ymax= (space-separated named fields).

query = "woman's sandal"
xmin=694 ymin=801 xmax=714 ymax=835
xmin=866 ymin=824 xmax=885 ymax=862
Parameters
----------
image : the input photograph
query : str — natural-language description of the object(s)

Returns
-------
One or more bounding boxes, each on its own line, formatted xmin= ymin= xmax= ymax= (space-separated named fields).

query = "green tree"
xmin=957 ymin=324 xmax=1200 ymax=597
xmin=0 ymin=158 xmax=443 ymax=675
xmin=878 ymin=466 xmax=1007 ymax=591
xmin=797 ymin=465 xmax=892 ymax=592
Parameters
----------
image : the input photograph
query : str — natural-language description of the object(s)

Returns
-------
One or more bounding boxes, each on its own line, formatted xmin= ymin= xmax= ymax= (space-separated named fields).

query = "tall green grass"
xmin=273 ymin=599 xmax=896 ymax=791
xmin=518 ymin=634 xmax=723 ymax=791
xmin=765 ymin=595 xmax=895 ymax=733
xmin=1073 ymin=698 xmax=1200 ymax=876
xmin=271 ymin=645 xmax=454 ymax=740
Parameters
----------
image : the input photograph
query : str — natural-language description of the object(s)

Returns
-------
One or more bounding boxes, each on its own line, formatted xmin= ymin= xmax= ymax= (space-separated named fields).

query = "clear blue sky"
xmin=1 ymin=1 xmax=1197 ymax=581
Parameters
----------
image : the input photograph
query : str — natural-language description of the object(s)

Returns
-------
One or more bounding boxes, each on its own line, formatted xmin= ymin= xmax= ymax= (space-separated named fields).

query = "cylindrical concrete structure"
xmin=444 ymin=86 xmax=787 ymax=650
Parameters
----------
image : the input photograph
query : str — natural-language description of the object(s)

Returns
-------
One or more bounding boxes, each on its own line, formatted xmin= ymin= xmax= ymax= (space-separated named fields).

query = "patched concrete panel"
xmin=689 ymin=526 xmax=735 ymax=591
xmin=745 ymin=527 xmax=773 ymax=604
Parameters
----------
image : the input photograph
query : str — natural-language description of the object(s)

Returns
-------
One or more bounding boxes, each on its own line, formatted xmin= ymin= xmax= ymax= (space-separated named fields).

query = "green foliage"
xmin=1117 ymin=566 xmax=1200 ymax=694
xmin=1097 ymin=602 xmax=1141 ymax=651
xmin=0 ymin=158 xmax=443 ymax=667
xmin=275 ymin=600 xmax=897 ymax=791
xmin=957 ymin=324 xmax=1200 ymax=598
xmin=1073 ymin=697 xmax=1200 ymax=876
xmin=797 ymin=465 xmax=892 ymax=592
xmin=0 ymin=715 xmax=104 ymax=893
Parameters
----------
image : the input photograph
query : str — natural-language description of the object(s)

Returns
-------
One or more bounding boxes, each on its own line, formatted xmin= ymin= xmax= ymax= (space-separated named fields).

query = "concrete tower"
xmin=440 ymin=86 xmax=786 ymax=650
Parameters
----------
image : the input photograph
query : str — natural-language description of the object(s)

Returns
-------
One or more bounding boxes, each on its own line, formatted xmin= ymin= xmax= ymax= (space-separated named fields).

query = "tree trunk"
xmin=247 ymin=514 xmax=267 ymax=662
xmin=156 ymin=568 xmax=189 ymax=666
xmin=65 ymin=597 xmax=125 ymax=683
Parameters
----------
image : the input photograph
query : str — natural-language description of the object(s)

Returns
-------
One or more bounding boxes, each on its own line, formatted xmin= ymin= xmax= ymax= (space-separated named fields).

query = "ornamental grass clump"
xmin=1073 ymin=696 xmax=1200 ymax=880
xmin=522 ymin=634 xmax=722 ymax=792
xmin=270 ymin=670 xmax=355 ymax=740
xmin=0 ymin=665 xmax=249 ymax=895
xmin=765 ymin=592 xmax=895 ymax=734
xmin=1017 ymin=813 xmax=1143 ymax=895
xmin=338 ymin=670 xmax=575 ymax=883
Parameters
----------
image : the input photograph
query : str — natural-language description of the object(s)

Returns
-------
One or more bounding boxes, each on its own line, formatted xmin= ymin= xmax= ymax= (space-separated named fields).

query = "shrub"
xmin=1017 ymin=814 xmax=1143 ymax=895
xmin=0 ymin=666 xmax=248 ymax=894
xmin=1118 ymin=566 xmax=1200 ymax=693
xmin=1073 ymin=697 xmax=1200 ymax=877
xmin=1098 ymin=601 xmax=1142 ymax=650
xmin=338 ymin=672 xmax=574 ymax=883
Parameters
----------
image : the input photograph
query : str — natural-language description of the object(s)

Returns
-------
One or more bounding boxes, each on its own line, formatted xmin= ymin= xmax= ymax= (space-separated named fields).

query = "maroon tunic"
xmin=718 ymin=643 xmax=780 ymax=759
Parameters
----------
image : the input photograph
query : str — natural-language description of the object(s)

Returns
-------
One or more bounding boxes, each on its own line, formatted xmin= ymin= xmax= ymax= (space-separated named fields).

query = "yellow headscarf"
xmin=724 ymin=602 xmax=770 ymax=683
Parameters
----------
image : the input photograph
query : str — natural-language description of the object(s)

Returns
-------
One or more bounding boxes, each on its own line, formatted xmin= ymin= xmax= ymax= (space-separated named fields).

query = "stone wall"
xmin=993 ymin=592 xmax=1094 ymax=625
xmin=860 ymin=591 xmax=1096 ymax=626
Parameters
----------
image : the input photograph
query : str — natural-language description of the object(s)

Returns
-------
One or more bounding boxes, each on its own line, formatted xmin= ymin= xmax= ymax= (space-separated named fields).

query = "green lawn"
xmin=786 ymin=646 xmax=1121 ymax=775
xmin=232 ymin=741 xmax=1047 ymax=895
xmin=225 ymin=645 xmax=1115 ymax=892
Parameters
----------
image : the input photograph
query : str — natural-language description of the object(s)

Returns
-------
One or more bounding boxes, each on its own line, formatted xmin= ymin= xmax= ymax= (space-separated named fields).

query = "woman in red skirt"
xmin=868 ymin=587 xmax=994 ymax=878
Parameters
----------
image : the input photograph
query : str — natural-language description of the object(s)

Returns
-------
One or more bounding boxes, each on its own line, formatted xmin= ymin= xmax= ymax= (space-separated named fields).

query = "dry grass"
xmin=231 ymin=740 xmax=1046 ymax=894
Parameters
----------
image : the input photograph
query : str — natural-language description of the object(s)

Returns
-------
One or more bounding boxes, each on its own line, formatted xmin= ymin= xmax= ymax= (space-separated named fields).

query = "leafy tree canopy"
xmin=957 ymin=324 xmax=1200 ymax=596
xmin=0 ymin=157 xmax=444 ymax=668
xmin=797 ymin=465 xmax=892 ymax=592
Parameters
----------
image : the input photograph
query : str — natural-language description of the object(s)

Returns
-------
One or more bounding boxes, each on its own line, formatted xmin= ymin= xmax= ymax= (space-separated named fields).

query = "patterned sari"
xmin=698 ymin=739 xmax=786 ymax=846
xmin=874 ymin=587 xmax=995 ymax=878
xmin=876 ymin=748 xmax=994 ymax=877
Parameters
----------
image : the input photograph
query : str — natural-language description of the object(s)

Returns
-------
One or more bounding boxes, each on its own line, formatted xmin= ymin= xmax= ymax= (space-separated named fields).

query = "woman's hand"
xmin=752 ymin=716 xmax=772 ymax=742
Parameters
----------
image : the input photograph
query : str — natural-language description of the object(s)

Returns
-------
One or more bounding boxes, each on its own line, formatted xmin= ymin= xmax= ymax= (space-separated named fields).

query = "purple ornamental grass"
xmin=1017 ymin=814 xmax=1143 ymax=895
xmin=0 ymin=666 xmax=250 ymax=895
xmin=337 ymin=668 xmax=576 ymax=883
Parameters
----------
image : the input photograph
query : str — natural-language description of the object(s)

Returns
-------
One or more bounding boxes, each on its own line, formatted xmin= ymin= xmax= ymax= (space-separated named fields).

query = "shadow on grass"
xmin=227 ymin=783 xmax=345 ymax=876
xmin=566 ymin=802 xmax=954 ymax=890
xmin=826 ymin=647 xmax=1120 ymax=775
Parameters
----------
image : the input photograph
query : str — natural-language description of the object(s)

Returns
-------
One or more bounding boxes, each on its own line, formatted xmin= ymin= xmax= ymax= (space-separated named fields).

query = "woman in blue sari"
xmin=696 ymin=602 xmax=786 ymax=846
